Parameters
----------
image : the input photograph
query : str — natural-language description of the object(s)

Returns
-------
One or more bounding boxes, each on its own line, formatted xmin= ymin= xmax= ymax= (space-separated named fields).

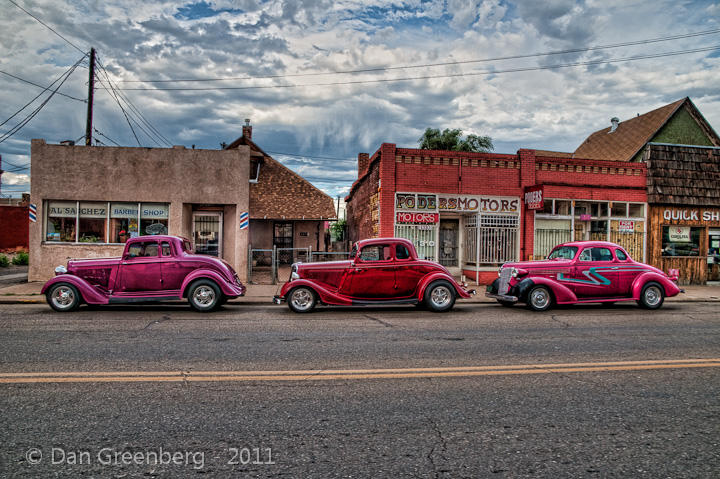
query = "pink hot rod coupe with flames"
xmin=486 ymin=241 xmax=683 ymax=311
xmin=274 ymin=238 xmax=475 ymax=313
xmin=42 ymin=235 xmax=246 ymax=312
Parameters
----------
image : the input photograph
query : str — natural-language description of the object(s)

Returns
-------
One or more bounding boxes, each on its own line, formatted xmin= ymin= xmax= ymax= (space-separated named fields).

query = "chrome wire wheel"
xmin=527 ymin=286 xmax=552 ymax=312
xmin=288 ymin=287 xmax=316 ymax=313
xmin=193 ymin=285 xmax=216 ymax=307
xmin=639 ymin=283 xmax=664 ymax=309
xmin=430 ymin=285 xmax=452 ymax=309
xmin=46 ymin=283 xmax=80 ymax=312
xmin=51 ymin=285 xmax=75 ymax=309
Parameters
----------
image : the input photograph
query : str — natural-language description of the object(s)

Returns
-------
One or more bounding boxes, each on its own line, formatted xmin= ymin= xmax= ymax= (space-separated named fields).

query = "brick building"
xmin=346 ymin=144 xmax=646 ymax=284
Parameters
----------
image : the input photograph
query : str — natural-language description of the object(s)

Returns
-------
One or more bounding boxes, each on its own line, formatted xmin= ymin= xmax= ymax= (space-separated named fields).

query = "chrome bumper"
xmin=485 ymin=292 xmax=518 ymax=302
xmin=272 ymin=295 xmax=284 ymax=305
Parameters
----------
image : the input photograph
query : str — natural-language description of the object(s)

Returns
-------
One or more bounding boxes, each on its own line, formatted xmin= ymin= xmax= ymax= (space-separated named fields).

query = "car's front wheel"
xmin=188 ymin=280 xmax=222 ymax=312
xmin=288 ymin=286 xmax=317 ymax=313
xmin=46 ymin=283 xmax=81 ymax=312
xmin=526 ymin=285 xmax=552 ymax=312
xmin=638 ymin=282 xmax=664 ymax=309
xmin=424 ymin=280 xmax=456 ymax=312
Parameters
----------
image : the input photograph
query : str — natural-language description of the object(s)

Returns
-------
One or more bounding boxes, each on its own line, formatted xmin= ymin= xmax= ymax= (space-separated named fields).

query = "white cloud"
xmin=2 ymin=172 xmax=30 ymax=185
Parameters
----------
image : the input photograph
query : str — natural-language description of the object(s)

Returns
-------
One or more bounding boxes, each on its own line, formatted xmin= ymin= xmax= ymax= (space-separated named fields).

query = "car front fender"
xmin=280 ymin=279 xmax=352 ymax=306
xmin=516 ymin=277 xmax=577 ymax=304
xmin=416 ymin=272 xmax=472 ymax=302
xmin=181 ymin=270 xmax=245 ymax=298
xmin=41 ymin=274 xmax=110 ymax=304
xmin=631 ymin=272 xmax=681 ymax=300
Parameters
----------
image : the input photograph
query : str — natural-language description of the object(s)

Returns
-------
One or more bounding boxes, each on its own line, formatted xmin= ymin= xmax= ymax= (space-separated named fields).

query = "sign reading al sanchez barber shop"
xmin=396 ymin=193 xmax=519 ymax=215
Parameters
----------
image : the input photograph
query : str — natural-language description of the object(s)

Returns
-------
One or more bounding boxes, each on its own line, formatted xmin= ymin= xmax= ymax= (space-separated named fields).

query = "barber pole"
xmin=239 ymin=211 xmax=249 ymax=230
xmin=28 ymin=203 xmax=37 ymax=222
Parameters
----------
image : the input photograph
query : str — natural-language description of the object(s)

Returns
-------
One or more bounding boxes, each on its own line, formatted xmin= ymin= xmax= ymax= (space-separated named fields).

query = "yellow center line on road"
xmin=1 ymin=358 xmax=719 ymax=384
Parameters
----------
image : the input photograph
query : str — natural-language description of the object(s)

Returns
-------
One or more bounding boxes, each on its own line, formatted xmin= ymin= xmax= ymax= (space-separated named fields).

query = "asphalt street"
xmin=1 ymin=301 xmax=719 ymax=477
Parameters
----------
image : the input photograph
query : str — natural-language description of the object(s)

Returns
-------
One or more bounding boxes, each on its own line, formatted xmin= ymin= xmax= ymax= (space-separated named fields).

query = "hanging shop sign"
xmin=396 ymin=212 xmax=439 ymax=224
xmin=396 ymin=193 xmax=519 ymax=214
xmin=523 ymin=185 xmax=544 ymax=210
xmin=579 ymin=214 xmax=592 ymax=221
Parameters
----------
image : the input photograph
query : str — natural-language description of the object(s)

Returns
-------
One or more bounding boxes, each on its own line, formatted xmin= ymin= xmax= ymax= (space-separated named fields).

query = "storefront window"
xmin=140 ymin=203 xmax=169 ymax=235
xmin=78 ymin=202 xmax=107 ymax=243
xmin=46 ymin=201 xmax=77 ymax=242
xmin=555 ymin=200 xmax=571 ymax=216
xmin=662 ymin=226 xmax=702 ymax=257
xmin=628 ymin=203 xmax=644 ymax=217
xmin=541 ymin=200 xmax=553 ymax=214
xmin=110 ymin=202 xmax=139 ymax=243
xmin=611 ymin=202 xmax=627 ymax=216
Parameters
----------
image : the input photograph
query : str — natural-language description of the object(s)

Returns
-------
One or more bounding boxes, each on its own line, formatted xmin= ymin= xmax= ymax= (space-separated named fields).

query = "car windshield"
xmin=548 ymin=246 xmax=578 ymax=260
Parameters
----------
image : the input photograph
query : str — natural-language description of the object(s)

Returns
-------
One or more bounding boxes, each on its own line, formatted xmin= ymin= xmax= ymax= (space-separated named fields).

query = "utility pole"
xmin=85 ymin=47 xmax=96 ymax=146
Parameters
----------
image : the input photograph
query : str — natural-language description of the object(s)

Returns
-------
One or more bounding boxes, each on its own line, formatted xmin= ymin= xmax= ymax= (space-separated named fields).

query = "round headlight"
xmin=54 ymin=265 xmax=67 ymax=275
xmin=511 ymin=268 xmax=519 ymax=278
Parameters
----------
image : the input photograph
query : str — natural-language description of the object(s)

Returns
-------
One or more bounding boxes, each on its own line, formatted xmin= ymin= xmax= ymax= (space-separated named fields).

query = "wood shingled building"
xmin=574 ymin=97 xmax=720 ymax=284
xmin=225 ymin=121 xmax=336 ymax=264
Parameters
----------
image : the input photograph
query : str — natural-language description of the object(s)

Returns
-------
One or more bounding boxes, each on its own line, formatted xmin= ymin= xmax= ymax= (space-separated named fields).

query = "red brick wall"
xmin=0 ymin=205 xmax=29 ymax=250
xmin=346 ymin=154 xmax=381 ymax=244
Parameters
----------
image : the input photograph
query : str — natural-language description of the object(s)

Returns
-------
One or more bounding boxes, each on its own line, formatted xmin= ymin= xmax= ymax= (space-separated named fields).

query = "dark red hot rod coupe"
xmin=486 ymin=241 xmax=682 ymax=311
xmin=274 ymin=238 xmax=475 ymax=313
xmin=42 ymin=235 xmax=245 ymax=312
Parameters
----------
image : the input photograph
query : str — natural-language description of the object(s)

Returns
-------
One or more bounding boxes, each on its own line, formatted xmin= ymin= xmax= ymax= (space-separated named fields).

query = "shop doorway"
xmin=439 ymin=219 xmax=459 ymax=268
xmin=274 ymin=222 xmax=294 ymax=264
xmin=709 ymin=229 xmax=720 ymax=283
xmin=193 ymin=212 xmax=223 ymax=257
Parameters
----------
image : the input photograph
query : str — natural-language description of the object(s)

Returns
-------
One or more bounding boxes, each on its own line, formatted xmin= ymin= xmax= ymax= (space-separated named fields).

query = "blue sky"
xmin=1 ymin=0 xmax=719 ymax=199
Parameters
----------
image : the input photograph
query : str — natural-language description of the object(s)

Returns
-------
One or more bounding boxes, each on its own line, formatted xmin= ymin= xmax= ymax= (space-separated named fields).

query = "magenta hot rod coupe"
xmin=274 ymin=237 xmax=475 ymax=313
xmin=486 ymin=241 xmax=683 ymax=311
xmin=42 ymin=235 xmax=246 ymax=312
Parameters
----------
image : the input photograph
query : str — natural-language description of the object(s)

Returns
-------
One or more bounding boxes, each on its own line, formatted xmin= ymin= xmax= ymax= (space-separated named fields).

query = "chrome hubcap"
xmin=430 ymin=286 xmax=452 ymax=308
xmin=290 ymin=289 xmax=313 ymax=311
xmin=530 ymin=288 xmax=549 ymax=309
xmin=51 ymin=286 xmax=75 ymax=309
xmin=193 ymin=286 xmax=216 ymax=307
xmin=644 ymin=286 xmax=661 ymax=306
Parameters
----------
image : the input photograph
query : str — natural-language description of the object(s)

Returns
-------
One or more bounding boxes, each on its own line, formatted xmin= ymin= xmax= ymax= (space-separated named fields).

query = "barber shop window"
xmin=46 ymin=201 xmax=77 ymax=242
xmin=78 ymin=202 xmax=107 ymax=243
xmin=360 ymin=244 xmax=392 ymax=262
xmin=140 ymin=203 xmax=169 ymax=235
xmin=662 ymin=226 xmax=702 ymax=257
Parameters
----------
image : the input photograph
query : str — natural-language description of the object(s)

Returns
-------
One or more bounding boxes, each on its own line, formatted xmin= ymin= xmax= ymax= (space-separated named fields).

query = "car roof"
xmin=127 ymin=235 xmax=187 ymax=243
xmin=557 ymin=241 xmax=626 ymax=249
xmin=355 ymin=237 xmax=416 ymax=249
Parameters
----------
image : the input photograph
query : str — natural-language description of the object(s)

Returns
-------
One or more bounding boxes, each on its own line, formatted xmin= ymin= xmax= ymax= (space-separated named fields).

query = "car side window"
xmin=127 ymin=242 xmax=159 ymax=258
xmin=161 ymin=242 xmax=172 ymax=256
xmin=360 ymin=245 xmax=391 ymax=262
xmin=579 ymin=249 xmax=592 ymax=261
xmin=593 ymin=248 xmax=613 ymax=262
xmin=615 ymin=249 xmax=627 ymax=261
xmin=395 ymin=244 xmax=410 ymax=260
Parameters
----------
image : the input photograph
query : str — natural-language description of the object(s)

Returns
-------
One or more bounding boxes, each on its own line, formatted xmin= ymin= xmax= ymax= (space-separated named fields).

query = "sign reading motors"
xmin=396 ymin=212 xmax=439 ymax=224
xmin=396 ymin=193 xmax=519 ymax=214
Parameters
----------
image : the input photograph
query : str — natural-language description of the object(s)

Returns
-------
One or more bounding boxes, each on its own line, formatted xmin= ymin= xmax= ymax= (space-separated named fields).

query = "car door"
xmin=159 ymin=240 xmax=194 ymax=292
xmin=393 ymin=243 xmax=424 ymax=298
xmin=348 ymin=243 xmax=396 ymax=299
xmin=613 ymin=248 xmax=648 ymax=297
xmin=117 ymin=240 xmax=163 ymax=292
xmin=563 ymin=247 xmax=620 ymax=298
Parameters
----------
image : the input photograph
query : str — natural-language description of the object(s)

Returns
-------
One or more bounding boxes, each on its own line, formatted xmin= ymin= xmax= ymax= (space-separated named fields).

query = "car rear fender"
xmin=516 ymin=277 xmax=577 ymax=304
xmin=416 ymin=272 xmax=471 ymax=302
xmin=41 ymin=274 xmax=109 ymax=304
xmin=280 ymin=279 xmax=352 ymax=306
xmin=631 ymin=272 xmax=681 ymax=300
xmin=181 ymin=270 xmax=240 ymax=298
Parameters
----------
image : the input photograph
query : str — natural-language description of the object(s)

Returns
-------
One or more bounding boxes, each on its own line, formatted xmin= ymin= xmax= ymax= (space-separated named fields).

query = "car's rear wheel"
xmin=46 ymin=283 xmax=81 ymax=312
xmin=526 ymin=285 xmax=552 ymax=312
xmin=288 ymin=286 xmax=317 ymax=313
xmin=638 ymin=282 xmax=664 ymax=309
xmin=424 ymin=280 xmax=456 ymax=312
xmin=188 ymin=280 xmax=222 ymax=312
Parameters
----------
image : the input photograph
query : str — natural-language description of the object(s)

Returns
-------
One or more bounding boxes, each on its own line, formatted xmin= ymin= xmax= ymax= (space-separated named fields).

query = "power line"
xmin=267 ymin=150 xmax=356 ymax=163
xmin=116 ymin=28 xmax=720 ymax=84
xmin=0 ymin=55 xmax=86 ymax=144
xmin=110 ymin=46 xmax=720 ymax=92
xmin=94 ymin=128 xmax=121 ymax=146
xmin=7 ymin=0 xmax=86 ymax=54
xmin=0 ymin=70 xmax=87 ymax=102
xmin=93 ymin=63 xmax=142 ymax=146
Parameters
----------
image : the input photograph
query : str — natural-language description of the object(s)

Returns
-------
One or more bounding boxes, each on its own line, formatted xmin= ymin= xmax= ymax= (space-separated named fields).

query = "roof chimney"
xmin=358 ymin=152 xmax=370 ymax=177
xmin=609 ymin=117 xmax=620 ymax=133
xmin=243 ymin=119 xmax=252 ymax=139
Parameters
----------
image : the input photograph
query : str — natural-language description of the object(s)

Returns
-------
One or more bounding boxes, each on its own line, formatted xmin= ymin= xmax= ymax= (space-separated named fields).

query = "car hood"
xmin=501 ymin=259 xmax=574 ymax=270
xmin=298 ymin=260 xmax=353 ymax=272
xmin=68 ymin=257 xmax=122 ymax=270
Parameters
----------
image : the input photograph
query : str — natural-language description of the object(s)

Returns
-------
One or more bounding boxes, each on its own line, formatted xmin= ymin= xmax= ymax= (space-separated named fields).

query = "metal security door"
xmin=439 ymin=219 xmax=459 ymax=267
xmin=274 ymin=222 xmax=294 ymax=264
xmin=193 ymin=212 xmax=223 ymax=257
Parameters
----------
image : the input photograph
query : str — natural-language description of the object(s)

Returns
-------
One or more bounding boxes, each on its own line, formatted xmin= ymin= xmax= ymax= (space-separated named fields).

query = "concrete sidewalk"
xmin=1 ymin=280 xmax=719 ymax=305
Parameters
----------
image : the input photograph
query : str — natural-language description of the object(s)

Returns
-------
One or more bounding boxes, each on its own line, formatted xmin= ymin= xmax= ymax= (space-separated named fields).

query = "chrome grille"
xmin=498 ymin=267 xmax=512 ymax=295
